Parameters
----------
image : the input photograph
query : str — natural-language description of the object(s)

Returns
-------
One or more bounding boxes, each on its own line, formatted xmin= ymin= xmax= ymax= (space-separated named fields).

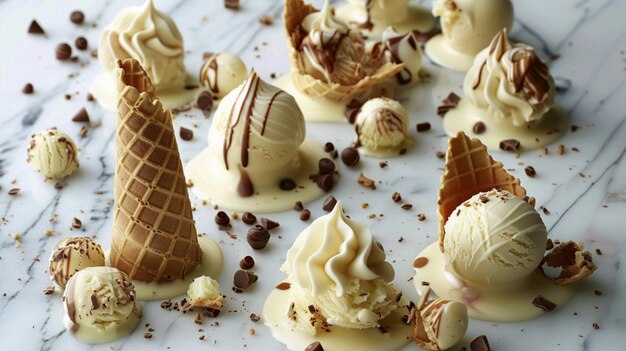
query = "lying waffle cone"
xmin=437 ymin=132 xmax=527 ymax=251
xmin=111 ymin=58 xmax=201 ymax=283
xmin=284 ymin=0 xmax=404 ymax=102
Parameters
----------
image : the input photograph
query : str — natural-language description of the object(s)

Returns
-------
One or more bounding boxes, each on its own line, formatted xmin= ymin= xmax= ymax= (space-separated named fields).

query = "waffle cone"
xmin=284 ymin=0 xmax=404 ymax=102
xmin=111 ymin=59 xmax=201 ymax=283
xmin=437 ymin=132 xmax=527 ymax=252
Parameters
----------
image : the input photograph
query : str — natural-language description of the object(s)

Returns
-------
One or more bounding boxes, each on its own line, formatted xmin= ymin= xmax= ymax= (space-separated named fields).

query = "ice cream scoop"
xmin=443 ymin=189 xmax=547 ymax=286
xmin=49 ymin=237 xmax=105 ymax=288
xmin=380 ymin=27 xmax=423 ymax=85
xmin=412 ymin=288 xmax=468 ymax=350
xmin=187 ymin=275 xmax=224 ymax=310
xmin=354 ymin=97 xmax=411 ymax=156
xmin=464 ymin=29 xmax=556 ymax=126
xmin=27 ymin=128 xmax=79 ymax=179
xmin=282 ymin=201 xmax=398 ymax=330
xmin=63 ymin=267 xmax=141 ymax=343
xmin=199 ymin=52 xmax=248 ymax=99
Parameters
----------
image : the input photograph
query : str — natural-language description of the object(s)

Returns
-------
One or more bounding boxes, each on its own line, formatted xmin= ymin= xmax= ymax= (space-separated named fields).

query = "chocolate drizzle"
xmin=383 ymin=31 xmax=419 ymax=85
xmin=300 ymin=30 xmax=348 ymax=76
xmin=358 ymin=0 xmax=374 ymax=30
xmin=261 ymin=90 xmax=284 ymax=136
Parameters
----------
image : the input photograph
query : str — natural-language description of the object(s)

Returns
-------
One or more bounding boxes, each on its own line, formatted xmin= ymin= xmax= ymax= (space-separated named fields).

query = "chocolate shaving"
xmin=413 ymin=257 xmax=428 ymax=268
xmin=259 ymin=15 xmax=273 ymax=25
xmin=499 ymin=139 xmax=520 ymax=152
xmin=275 ymin=282 xmax=291 ymax=290
xmin=322 ymin=195 xmax=337 ymax=212
xmin=437 ymin=93 xmax=461 ymax=117
xmin=540 ymin=241 xmax=597 ymax=285
xmin=416 ymin=122 xmax=431 ymax=132
xmin=532 ymin=295 xmax=556 ymax=312
xmin=357 ymin=173 xmax=376 ymax=190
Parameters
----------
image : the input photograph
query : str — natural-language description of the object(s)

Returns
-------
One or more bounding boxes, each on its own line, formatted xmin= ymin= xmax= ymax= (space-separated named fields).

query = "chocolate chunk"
xmin=322 ymin=196 xmax=337 ymax=212
xmin=294 ymin=201 xmax=304 ymax=211
xmin=70 ymin=10 xmax=85 ymax=24
xmin=259 ymin=15 xmax=273 ymax=25
xmin=86 ymin=93 xmax=94 ymax=102
xmin=401 ymin=203 xmax=413 ymax=210
xmin=525 ymin=166 xmax=536 ymax=178
xmin=435 ymin=151 xmax=445 ymax=159
xmin=239 ymin=256 xmax=255 ymax=270
xmin=72 ymin=108 xmax=90 ymax=123
xmin=341 ymin=147 xmax=360 ymax=167
xmin=179 ymin=127 xmax=193 ymax=141
xmin=247 ymin=225 xmax=270 ymax=250
xmin=250 ymin=313 xmax=261 ymax=322
xmin=499 ymin=139 xmax=520 ymax=152
xmin=392 ymin=192 xmax=401 ymax=203
xmin=470 ymin=335 xmax=491 ymax=351
xmin=279 ymin=178 xmax=297 ymax=191
xmin=22 ymin=83 xmax=34 ymax=94
xmin=357 ymin=173 xmax=376 ymax=190
xmin=56 ymin=43 xmax=72 ymax=61
xmin=90 ymin=293 xmax=100 ymax=310
xmin=242 ymin=212 xmax=257 ymax=225
xmin=224 ymin=0 xmax=240 ymax=10
xmin=379 ymin=161 xmax=388 ymax=168
xmin=305 ymin=341 xmax=324 ymax=351
xmin=233 ymin=270 xmax=257 ymax=293
xmin=28 ymin=20 xmax=45 ymax=34
xmin=214 ymin=211 xmax=230 ymax=226
xmin=260 ymin=217 xmax=279 ymax=230
xmin=71 ymin=217 xmax=82 ymax=229
xmin=417 ymin=213 xmax=426 ymax=221
xmin=437 ymin=92 xmax=461 ymax=117
xmin=318 ymin=158 xmax=335 ymax=175
xmin=8 ymin=188 xmax=20 ymax=196
xmin=276 ymin=282 xmax=291 ymax=290
xmin=299 ymin=209 xmax=311 ymax=221
xmin=324 ymin=142 xmax=335 ymax=152
xmin=416 ymin=122 xmax=431 ymax=132
xmin=532 ymin=295 xmax=556 ymax=311
xmin=473 ymin=121 xmax=486 ymax=134
xmin=316 ymin=174 xmax=333 ymax=192
xmin=75 ymin=36 xmax=88 ymax=50
xmin=196 ymin=90 xmax=213 ymax=117
xmin=413 ymin=257 xmax=428 ymax=268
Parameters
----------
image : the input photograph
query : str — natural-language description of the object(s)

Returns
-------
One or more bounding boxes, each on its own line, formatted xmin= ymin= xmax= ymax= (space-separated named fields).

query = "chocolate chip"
xmin=532 ymin=295 xmax=556 ymax=312
xmin=305 ymin=341 xmax=324 ymax=351
xmin=250 ymin=313 xmax=261 ymax=322
xmin=214 ymin=211 xmax=230 ymax=226
xmin=196 ymin=90 xmax=213 ymax=117
xmin=239 ymin=256 xmax=255 ymax=270
xmin=416 ymin=122 xmax=431 ymax=132
xmin=224 ymin=0 xmax=240 ymax=10
xmin=324 ymin=142 xmax=335 ymax=152
xmin=437 ymin=92 xmax=461 ymax=117
xmin=86 ymin=93 xmax=94 ymax=102
xmin=473 ymin=121 xmax=486 ymax=134
xmin=279 ymin=178 xmax=296 ymax=191
xmin=179 ymin=127 xmax=193 ymax=141
xmin=357 ymin=173 xmax=376 ymax=190
xmin=28 ymin=20 xmax=45 ymax=34
xmin=316 ymin=174 xmax=333 ymax=192
xmin=70 ymin=10 xmax=85 ymax=24
xmin=294 ymin=201 xmax=304 ymax=211
xmin=71 ymin=217 xmax=82 ymax=229
xmin=322 ymin=196 xmax=337 ymax=212
xmin=56 ymin=43 xmax=72 ymax=61
xmin=499 ymin=139 xmax=520 ymax=152
xmin=413 ymin=257 xmax=428 ymax=268
xmin=470 ymin=335 xmax=491 ymax=351
xmin=233 ymin=270 xmax=257 ymax=293
xmin=72 ymin=107 xmax=90 ymax=123
xmin=299 ymin=209 xmax=311 ymax=221
xmin=435 ymin=151 xmax=445 ymax=159
xmin=8 ymin=188 xmax=20 ymax=196
xmin=75 ymin=36 xmax=88 ymax=50
xmin=341 ymin=147 xmax=360 ymax=167
xmin=392 ymin=192 xmax=401 ymax=203
xmin=22 ymin=83 xmax=34 ymax=94
xmin=259 ymin=15 xmax=273 ymax=25
xmin=417 ymin=213 xmax=426 ymax=221
xmin=276 ymin=282 xmax=291 ymax=290
xmin=260 ymin=217 xmax=279 ymax=230
xmin=318 ymin=158 xmax=335 ymax=175
xmin=242 ymin=212 xmax=257 ymax=225
xmin=401 ymin=203 xmax=413 ymax=210
xmin=525 ymin=166 xmax=536 ymax=178
xmin=247 ymin=225 xmax=270 ymax=250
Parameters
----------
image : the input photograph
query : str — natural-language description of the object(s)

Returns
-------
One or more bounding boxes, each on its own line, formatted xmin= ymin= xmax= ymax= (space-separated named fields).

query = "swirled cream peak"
xmin=301 ymin=0 xmax=349 ymax=33
xmin=283 ymin=201 xmax=394 ymax=296
xmin=464 ymin=29 xmax=556 ymax=126
xmin=98 ymin=0 xmax=186 ymax=91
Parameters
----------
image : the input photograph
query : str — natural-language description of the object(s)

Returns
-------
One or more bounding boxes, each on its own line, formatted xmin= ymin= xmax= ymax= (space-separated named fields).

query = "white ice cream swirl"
xmin=464 ymin=30 xmax=556 ymax=126
xmin=98 ymin=0 xmax=186 ymax=91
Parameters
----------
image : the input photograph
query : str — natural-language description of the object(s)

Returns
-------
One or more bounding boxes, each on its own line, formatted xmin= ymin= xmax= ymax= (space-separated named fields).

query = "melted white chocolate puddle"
xmin=263 ymin=281 xmax=412 ymax=351
xmin=273 ymin=75 xmax=347 ymax=123
xmin=425 ymin=35 xmax=476 ymax=72
xmin=413 ymin=242 xmax=575 ymax=323
xmin=335 ymin=4 xmax=435 ymax=37
xmin=443 ymin=100 xmax=568 ymax=152
xmin=64 ymin=304 xmax=142 ymax=344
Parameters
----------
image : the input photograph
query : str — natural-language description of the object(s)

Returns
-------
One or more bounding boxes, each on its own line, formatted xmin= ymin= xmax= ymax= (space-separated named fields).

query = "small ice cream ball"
xmin=355 ymin=97 xmax=410 ymax=152
xmin=381 ymin=26 xmax=423 ymax=85
xmin=416 ymin=290 xmax=469 ymax=350
xmin=433 ymin=0 xmax=513 ymax=55
xmin=187 ymin=275 xmax=224 ymax=310
xmin=63 ymin=267 xmax=141 ymax=336
xmin=27 ymin=128 xmax=79 ymax=179
xmin=49 ymin=237 xmax=105 ymax=288
xmin=443 ymin=189 xmax=547 ymax=286
xmin=199 ymin=52 xmax=248 ymax=99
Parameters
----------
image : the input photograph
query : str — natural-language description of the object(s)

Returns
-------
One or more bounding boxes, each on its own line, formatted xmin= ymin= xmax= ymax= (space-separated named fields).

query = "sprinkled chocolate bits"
xmin=437 ymin=92 xmax=460 ymax=117
xmin=322 ymin=195 xmax=337 ymax=212
xmin=392 ymin=192 xmax=402 ymax=202
xmin=260 ymin=217 xmax=279 ymax=230
xmin=341 ymin=147 xmax=360 ymax=167
xmin=233 ymin=270 xmax=257 ymax=293
xmin=22 ymin=83 xmax=34 ymax=94
xmin=247 ymin=225 xmax=270 ymax=250
xmin=499 ymin=139 xmax=520 ymax=152
xmin=259 ymin=15 xmax=273 ymax=25
xmin=416 ymin=122 xmax=431 ymax=132
xmin=275 ymin=282 xmax=291 ymax=290
xmin=56 ymin=43 xmax=72 ymax=61
xmin=179 ymin=127 xmax=193 ymax=141
xmin=357 ymin=173 xmax=376 ymax=190
xmin=525 ymin=166 xmax=536 ymax=178
xmin=532 ymin=295 xmax=556 ymax=311
xmin=224 ymin=0 xmax=240 ymax=10
xmin=318 ymin=158 xmax=335 ymax=175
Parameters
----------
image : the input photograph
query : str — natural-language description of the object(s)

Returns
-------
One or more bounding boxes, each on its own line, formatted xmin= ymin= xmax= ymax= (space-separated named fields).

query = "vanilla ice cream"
xmin=355 ymin=97 xmax=411 ymax=154
xmin=27 ymin=128 xmax=79 ymax=179
xmin=381 ymin=27 xmax=423 ymax=85
xmin=417 ymin=291 xmax=468 ymax=351
xmin=199 ymin=52 xmax=248 ymax=99
xmin=187 ymin=275 xmax=224 ymax=309
xmin=49 ymin=237 xmax=105 ymax=288
xmin=443 ymin=189 xmax=547 ymax=286
xmin=282 ymin=201 xmax=398 ymax=331
xmin=98 ymin=0 xmax=186 ymax=92
xmin=63 ymin=267 xmax=141 ymax=343
xmin=465 ymin=29 xmax=556 ymax=126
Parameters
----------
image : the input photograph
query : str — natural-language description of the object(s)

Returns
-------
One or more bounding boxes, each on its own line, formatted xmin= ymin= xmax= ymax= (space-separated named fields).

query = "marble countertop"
xmin=0 ymin=0 xmax=624 ymax=350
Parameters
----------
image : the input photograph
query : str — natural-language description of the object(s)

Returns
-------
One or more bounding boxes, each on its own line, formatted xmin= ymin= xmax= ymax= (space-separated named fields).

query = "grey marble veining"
xmin=0 ymin=0 xmax=624 ymax=350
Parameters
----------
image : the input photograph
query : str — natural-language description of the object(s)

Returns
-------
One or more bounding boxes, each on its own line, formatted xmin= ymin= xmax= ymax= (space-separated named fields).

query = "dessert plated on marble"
xmin=425 ymin=0 xmax=514 ymax=71
xmin=442 ymin=29 xmax=568 ymax=152
xmin=413 ymin=132 xmax=596 ymax=322
xmin=273 ymin=0 xmax=404 ymax=122
xmin=91 ymin=0 xmax=200 ymax=110
xmin=353 ymin=97 xmax=413 ymax=157
xmin=187 ymin=70 xmax=336 ymax=213
xmin=335 ymin=0 xmax=435 ymax=36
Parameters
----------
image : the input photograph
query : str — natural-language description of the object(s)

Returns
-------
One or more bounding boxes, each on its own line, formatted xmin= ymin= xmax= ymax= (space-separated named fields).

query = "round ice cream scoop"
xmin=355 ymin=97 xmax=410 ymax=153
xmin=187 ymin=275 xmax=224 ymax=309
xmin=27 ymin=128 xmax=79 ymax=179
xmin=443 ymin=189 xmax=547 ymax=286
xmin=63 ymin=267 xmax=141 ymax=343
xmin=199 ymin=52 xmax=248 ymax=99
xmin=49 ymin=237 xmax=105 ymax=288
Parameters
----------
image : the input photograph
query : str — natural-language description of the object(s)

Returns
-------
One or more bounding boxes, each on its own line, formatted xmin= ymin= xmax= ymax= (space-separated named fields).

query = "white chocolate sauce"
xmin=413 ymin=242 xmax=575 ymax=323
xmin=443 ymin=100 xmax=568 ymax=152
xmin=263 ymin=281 xmax=412 ymax=351
xmin=273 ymin=75 xmax=348 ymax=123
xmin=335 ymin=3 xmax=435 ymax=37
xmin=425 ymin=34 xmax=476 ymax=72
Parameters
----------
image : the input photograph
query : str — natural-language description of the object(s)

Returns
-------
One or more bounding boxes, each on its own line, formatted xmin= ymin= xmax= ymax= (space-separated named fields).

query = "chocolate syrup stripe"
xmin=261 ymin=90 xmax=284 ymax=136
xmin=384 ymin=34 xmax=418 ymax=85
xmin=301 ymin=30 xmax=347 ymax=75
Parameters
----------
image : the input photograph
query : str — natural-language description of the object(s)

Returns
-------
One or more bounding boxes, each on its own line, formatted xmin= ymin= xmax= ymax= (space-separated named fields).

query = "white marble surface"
xmin=0 ymin=0 xmax=624 ymax=350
